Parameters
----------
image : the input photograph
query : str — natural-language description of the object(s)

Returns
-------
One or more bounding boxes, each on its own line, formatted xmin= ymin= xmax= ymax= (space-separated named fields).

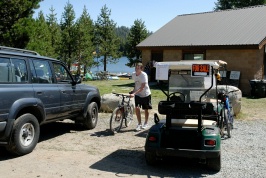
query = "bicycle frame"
xmin=217 ymin=90 xmax=237 ymax=138
xmin=109 ymin=93 xmax=134 ymax=134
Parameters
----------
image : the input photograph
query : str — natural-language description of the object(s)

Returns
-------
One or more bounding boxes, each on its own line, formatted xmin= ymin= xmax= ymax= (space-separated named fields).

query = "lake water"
xmin=89 ymin=56 xmax=135 ymax=74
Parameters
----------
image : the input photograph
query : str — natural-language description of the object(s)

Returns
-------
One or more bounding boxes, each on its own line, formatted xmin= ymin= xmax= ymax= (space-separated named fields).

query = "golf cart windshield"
xmin=156 ymin=60 xmax=227 ymax=102
xmin=169 ymin=70 xmax=215 ymax=102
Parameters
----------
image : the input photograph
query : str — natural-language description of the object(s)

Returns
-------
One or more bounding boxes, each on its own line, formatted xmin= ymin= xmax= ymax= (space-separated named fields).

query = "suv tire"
xmin=83 ymin=102 xmax=98 ymax=129
xmin=6 ymin=114 xmax=40 ymax=155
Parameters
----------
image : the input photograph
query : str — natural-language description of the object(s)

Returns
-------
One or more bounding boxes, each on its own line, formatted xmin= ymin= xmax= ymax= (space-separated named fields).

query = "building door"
xmin=150 ymin=51 xmax=163 ymax=82
xmin=264 ymin=45 xmax=266 ymax=79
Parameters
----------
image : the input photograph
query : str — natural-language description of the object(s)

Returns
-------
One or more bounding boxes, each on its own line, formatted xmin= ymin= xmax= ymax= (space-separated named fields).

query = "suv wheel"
xmin=83 ymin=102 xmax=98 ymax=129
xmin=6 ymin=114 xmax=40 ymax=155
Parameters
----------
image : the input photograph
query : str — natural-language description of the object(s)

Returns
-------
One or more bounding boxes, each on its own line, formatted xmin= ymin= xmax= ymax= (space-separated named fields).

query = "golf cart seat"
xmin=158 ymin=101 xmax=217 ymax=127
xmin=158 ymin=101 xmax=216 ymax=116
xmin=159 ymin=118 xmax=216 ymax=127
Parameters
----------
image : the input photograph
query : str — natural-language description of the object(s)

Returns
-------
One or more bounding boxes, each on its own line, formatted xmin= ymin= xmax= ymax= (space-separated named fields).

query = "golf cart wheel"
xmin=207 ymin=154 xmax=221 ymax=171
xmin=145 ymin=151 xmax=158 ymax=166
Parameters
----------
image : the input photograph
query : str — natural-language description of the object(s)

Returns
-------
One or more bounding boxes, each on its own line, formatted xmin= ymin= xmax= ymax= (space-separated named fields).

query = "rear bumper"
xmin=146 ymin=147 xmax=220 ymax=159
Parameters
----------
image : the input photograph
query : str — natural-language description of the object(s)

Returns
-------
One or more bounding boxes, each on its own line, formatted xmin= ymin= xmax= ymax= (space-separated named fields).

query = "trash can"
xmin=249 ymin=79 xmax=257 ymax=97
xmin=257 ymin=80 xmax=266 ymax=98
xmin=249 ymin=79 xmax=266 ymax=98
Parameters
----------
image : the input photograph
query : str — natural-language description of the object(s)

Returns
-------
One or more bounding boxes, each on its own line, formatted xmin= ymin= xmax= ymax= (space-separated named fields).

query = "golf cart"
xmin=145 ymin=60 xmax=227 ymax=171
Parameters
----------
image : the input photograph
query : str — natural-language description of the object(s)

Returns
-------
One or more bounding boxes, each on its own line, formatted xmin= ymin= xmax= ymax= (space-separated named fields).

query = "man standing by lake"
xmin=129 ymin=63 xmax=152 ymax=131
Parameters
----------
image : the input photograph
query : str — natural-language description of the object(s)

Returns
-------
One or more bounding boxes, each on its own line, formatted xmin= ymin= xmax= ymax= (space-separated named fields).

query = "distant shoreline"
xmin=90 ymin=56 xmax=134 ymax=74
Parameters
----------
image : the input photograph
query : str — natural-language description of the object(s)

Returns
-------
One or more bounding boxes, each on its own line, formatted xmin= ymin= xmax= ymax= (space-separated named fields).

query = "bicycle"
xmin=96 ymin=71 xmax=109 ymax=80
xmin=109 ymin=93 xmax=134 ymax=134
xmin=218 ymin=90 xmax=237 ymax=138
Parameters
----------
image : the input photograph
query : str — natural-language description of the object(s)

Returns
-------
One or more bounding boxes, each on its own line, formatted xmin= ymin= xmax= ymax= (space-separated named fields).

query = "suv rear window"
xmin=0 ymin=57 xmax=28 ymax=83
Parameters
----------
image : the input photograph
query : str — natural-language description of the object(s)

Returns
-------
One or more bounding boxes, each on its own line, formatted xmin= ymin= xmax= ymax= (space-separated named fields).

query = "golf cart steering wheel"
xmin=169 ymin=92 xmax=185 ymax=102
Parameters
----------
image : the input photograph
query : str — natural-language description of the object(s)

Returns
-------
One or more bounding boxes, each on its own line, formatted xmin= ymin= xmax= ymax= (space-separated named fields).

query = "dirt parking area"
xmin=0 ymin=110 xmax=265 ymax=178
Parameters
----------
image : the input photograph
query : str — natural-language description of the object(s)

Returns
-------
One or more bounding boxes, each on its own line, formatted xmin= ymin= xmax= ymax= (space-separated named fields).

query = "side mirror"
xmin=72 ymin=74 xmax=82 ymax=84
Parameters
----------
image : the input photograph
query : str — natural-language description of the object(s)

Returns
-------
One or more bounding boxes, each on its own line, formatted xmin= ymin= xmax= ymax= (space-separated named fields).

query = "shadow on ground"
xmin=38 ymin=121 xmax=84 ymax=142
xmin=90 ymin=149 xmax=218 ymax=177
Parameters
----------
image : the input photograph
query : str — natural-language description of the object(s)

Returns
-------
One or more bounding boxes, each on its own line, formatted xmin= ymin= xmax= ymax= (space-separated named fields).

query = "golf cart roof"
xmin=156 ymin=60 xmax=227 ymax=70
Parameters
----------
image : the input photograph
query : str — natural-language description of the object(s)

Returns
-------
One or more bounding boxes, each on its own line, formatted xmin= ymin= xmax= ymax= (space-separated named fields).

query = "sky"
xmin=34 ymin=0 xmax=217 ymax=33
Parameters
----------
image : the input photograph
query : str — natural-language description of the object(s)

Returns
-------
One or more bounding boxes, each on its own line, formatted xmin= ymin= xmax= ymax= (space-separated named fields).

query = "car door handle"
xmin=36 ymin=91 xmax=42 ymax=95
xmin=61 ymin=90 xmax=66 ymax=94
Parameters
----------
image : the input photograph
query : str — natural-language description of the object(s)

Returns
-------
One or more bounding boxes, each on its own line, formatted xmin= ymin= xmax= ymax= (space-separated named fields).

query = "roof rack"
xmin=0 ymin=46 xmax=40 ymax=56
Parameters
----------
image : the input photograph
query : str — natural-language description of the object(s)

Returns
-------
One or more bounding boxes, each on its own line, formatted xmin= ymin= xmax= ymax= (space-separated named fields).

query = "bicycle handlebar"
xmin=112 ymin=92 xmax=131 ymax=98
xmin=227 ymin=89 xmax=239 ymax=93
xmin=219 ymin=89 xmax=239 ymax=95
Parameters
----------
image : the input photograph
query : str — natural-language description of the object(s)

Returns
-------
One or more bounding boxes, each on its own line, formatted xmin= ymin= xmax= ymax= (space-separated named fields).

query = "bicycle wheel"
xmin=125 ymin=105 xmax=134 ymax=127
xmin=218 ymin=109 xmax=225 ymax=138
xmin=224 ymin=109 xmax=231 ymax=138
xmin=110 ymin=107 xmax=123 ymax=134
xmin=229 ymin=107 xmax=234 ymax=129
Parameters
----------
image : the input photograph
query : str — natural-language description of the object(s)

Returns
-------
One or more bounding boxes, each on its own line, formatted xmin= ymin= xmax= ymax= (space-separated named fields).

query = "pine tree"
xmin=115 ymin=26 xmax=130 ymax=55
xmin=60 ymin=2 xmax=76 ymax=69
xmin=75 ymin=6 xmax=94 ymax=75
xmin=0 ymin=0 xmax=42 ymax=47
xmin=125 ymin=19 xmax=148 ymax=67
xmin=46 ymin=6 xmax=61 ymax=59
xmin=26 ymin=11 xmax=53 ymax=56
xmin=94 ymin=5 xmax=122 ymax=72
xmin=215 ymin=0 xmax=266 ymax=10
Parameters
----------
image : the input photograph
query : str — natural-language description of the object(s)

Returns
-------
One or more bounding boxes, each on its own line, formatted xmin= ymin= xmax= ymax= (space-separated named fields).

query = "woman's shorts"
xmin=135 ymin=95 xmax=152 ymax=109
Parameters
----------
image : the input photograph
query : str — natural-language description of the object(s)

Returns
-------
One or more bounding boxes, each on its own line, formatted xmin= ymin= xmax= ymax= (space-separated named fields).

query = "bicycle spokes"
xmin=110 ymin=108 xmax=123 ymax=134
xmin=125 ymin=106 xmax=134 ymax=127
xmin=115 ymin=112 xmax=122 ymax=122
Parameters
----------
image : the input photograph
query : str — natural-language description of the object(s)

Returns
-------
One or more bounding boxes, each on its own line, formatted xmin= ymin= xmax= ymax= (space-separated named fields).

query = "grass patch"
xmin=84 ymin=79 xmax=266 ymax=120
xmin=86 ymin=79 xmax=135 ymax=95
xmin=239 ymin=97 xmax=266 ymax=120
xmin=84 ymin=79 xmax=165 ymax=109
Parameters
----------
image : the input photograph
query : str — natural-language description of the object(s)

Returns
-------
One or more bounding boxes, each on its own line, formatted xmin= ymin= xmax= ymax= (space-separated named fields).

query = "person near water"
xmin=129 ymin=63 xmax=152 ymax=131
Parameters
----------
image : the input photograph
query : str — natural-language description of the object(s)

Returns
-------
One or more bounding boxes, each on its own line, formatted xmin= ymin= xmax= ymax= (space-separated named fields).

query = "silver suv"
xmin=0 ymin=46 xmax=101 ymax=155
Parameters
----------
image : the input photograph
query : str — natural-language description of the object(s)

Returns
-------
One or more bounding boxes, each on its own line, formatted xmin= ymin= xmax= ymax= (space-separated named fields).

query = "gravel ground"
xmin=0 ymin=113 xmax=265 ymax=178
xmin=203 ymin=119 xmax=266 ymax=178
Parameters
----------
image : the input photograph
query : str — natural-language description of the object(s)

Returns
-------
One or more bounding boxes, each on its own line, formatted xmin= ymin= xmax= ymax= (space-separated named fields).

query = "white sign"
xmin=230 ymin=71 xmax=240 ymax=80
xmin=156 ymin=63 xmax=169 ymax=80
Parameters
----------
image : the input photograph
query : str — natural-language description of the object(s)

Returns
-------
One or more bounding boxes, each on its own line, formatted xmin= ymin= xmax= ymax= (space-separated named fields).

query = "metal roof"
xmin=137 ymin=5 xmax=266 ymax=48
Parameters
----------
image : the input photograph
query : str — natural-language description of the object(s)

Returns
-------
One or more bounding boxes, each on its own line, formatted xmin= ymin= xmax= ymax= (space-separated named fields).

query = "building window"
xmin=151 ymin=50 xmax=163 ymax=62
xmin=183 ymin=51 xmax=205 ymax=60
